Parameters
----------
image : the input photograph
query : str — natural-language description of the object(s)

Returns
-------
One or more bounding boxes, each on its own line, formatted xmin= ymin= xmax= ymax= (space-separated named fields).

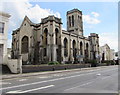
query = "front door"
xmin=0 ymin=44 xmax=3 ymax=64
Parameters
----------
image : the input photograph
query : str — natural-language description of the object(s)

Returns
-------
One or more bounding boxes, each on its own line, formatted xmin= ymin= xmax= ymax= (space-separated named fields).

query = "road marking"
xmin=0 ymin=82 xmax=11 ymax=85
xmin=53 ymin=74 xmax=64 ymax=77
xmin=6 ymin=85 xmax=54 ymax=93
xmin=65 ymin=72 xmax=117 ymax=91
xmin=59 ymin=74 xmax=64 ymax=76
xmin=18 ymin=79 xmax=27 ymax=81
xmin=64 ymin=79 xmax=96 ymax=91
xmin=6 ymin=90 xmax=21 ymax=94
xmin=53 ymin=74 xmax=60 ymax=76
xmin=101 ymin=75 xmax=113 ymax=80
xmin=96 ymin=73 xmax=101 ymax=76
xmin=0 ymin=68 xmax=117 ymax=91
xmin=38 ymin=76 xmax=49 ymax=79
xmin=0 ymin=73 xmax=94 ymax=90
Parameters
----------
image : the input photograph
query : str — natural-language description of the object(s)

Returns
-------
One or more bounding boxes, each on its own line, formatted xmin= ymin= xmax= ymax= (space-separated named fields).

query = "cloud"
xmin=3 ymin=0 xmax=60 ymax=23
xmin=2 ymin=0 xmax=60 ymax=48
xmin=83 ymin=12 xmax=100 ymax=24
xmin=91 ymin=12 xmax=100 ymax=17
xmin=99 ymin=32 xmax=118 ymax=51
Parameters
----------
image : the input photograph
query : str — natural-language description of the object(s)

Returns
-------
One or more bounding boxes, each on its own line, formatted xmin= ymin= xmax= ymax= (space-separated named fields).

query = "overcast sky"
xmin=1 ymin=0 xmax=118 ymax=52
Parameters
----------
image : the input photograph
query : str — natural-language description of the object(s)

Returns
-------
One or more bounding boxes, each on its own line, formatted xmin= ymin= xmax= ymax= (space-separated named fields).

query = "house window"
xmin=21 ymin=36 xmax=29 ymax=53
xmin=0 ymin=22 xmax=4 ymax=33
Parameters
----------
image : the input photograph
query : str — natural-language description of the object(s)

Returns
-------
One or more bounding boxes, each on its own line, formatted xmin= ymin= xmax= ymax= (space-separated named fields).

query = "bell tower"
xmin=67 ymin=9 xmax=83 ymax=36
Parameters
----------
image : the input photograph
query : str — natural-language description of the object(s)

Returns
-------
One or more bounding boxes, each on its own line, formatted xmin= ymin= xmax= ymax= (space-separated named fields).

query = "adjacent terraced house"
xmin=0 ymin=12 xmax=10 ymax=64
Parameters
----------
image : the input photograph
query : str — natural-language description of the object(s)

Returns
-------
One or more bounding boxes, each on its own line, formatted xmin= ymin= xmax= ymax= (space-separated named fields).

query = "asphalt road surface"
xmin=0 ymin=65 xmax=118 ymax=94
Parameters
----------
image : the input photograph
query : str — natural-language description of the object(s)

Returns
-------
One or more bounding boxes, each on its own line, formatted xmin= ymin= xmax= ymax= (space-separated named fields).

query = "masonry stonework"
xmin=12 ymin=9 xmax=100 ymax=64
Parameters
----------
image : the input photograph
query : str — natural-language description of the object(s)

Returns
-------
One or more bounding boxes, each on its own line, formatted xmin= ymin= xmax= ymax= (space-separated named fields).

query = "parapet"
xmin=67 ymin=9 xmax=82 ymax=15
xmin=90 ymin=33 xmax=99 ymax=37
xmin=41 ymin=15 xmax=62 ymax=24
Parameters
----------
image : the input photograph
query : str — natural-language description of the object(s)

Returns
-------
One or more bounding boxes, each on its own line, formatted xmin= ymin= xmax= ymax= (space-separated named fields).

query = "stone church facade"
xmin=100 ymin=44 xmax=115 ymax=61
xmin=11 ymin=9 xmax=99 ymax=64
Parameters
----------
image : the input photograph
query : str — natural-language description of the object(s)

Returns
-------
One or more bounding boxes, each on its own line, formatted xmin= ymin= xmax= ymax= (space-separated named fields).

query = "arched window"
xmin=43 ymin=28 xmax=48 ymax=56
xmin=21 ymin=36 xmax=28 ymax=53
xmin=69 ymin=16 xmax=71 ymax=27
xmin=80 ymin=16 xmax=82 ymax=20
xmin=80 ymin=42 xmax=83 ymax=55
xmin=72 ymin=15 xmax=74 ymax=27
xmin=64 ymin=38 xmax=68 ymax=57
xmin=78 ymin=15 xmax=80 ymax=24
xmin=85 ymin=43 xmax=89 ymax=58
xmin=55 ymin=28 xmax=59 ymax=45
xmin=43 ymin=28 xmax=48 ymax=45
xmin=78 ymin=15 xmax=79 ymax=19
xmin=73 ymin=40 xmax=76 ymax=57
xmin=86 ymin=43 xmax=89 ymax=51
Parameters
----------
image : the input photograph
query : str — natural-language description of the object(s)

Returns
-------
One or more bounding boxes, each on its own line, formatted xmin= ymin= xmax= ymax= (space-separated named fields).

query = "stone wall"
xmin=22 ymin=64 xmax=91 ymax=73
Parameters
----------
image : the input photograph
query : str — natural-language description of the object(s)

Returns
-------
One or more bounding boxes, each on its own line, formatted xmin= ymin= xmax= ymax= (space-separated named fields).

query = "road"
xmin=0 ymin=65 xmax=118 ymax=94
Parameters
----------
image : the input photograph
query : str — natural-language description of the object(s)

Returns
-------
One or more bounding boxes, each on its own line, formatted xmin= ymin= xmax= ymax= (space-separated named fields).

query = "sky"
xmin=1 ymin=0 xmax=118 ymax=52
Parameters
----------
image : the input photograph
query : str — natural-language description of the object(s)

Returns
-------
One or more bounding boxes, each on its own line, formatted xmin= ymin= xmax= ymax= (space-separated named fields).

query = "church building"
xmin=11 ymin=9 xmax=99 ymax=64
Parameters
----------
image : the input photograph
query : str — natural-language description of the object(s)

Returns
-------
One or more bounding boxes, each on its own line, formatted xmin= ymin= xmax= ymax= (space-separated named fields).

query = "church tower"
xmin=67 ymin=9 xmax=83 ymax=36
xmin=89 ymin=33 xmax=99 ymax=60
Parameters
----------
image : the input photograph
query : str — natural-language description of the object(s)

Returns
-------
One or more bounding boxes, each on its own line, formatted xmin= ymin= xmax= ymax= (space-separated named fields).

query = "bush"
xmin=48 ymin=61 xmax=61 ymax=65
xmin=110 ymin=60 xmax=115 ymax=65
xmin=102 ymin=60 xmax=115 ymax=66
xmin=90 ymin=60 xmax=98 ymax=67
xmin=85 ymin=59 xmax=98 ymax=67
xmin=115 ymin=60 xmax=119 ymax=65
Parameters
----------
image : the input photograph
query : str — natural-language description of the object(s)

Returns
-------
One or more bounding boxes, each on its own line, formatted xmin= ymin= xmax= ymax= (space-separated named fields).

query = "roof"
xmin=12 ymin=28 xmax=20 ymax=35
xmin=104 ymin=44 xmax=110 ymax=49
xmin=12 ymin=16 xmax=41 ymax=35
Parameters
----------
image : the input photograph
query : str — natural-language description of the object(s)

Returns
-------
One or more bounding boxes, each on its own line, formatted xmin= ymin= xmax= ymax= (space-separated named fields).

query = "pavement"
xmin=2 ymin=65 xmax=112 ymax=80
xmin=0 ymin=65 xmax=119 ymax=94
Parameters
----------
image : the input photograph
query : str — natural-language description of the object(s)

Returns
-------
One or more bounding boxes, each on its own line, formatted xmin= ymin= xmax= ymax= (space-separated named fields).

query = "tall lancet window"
xmin=64 ymin=38 xmax=68 ymax=57
xmin=55 ymin=28 xmax=59 ymax=45
xmin=72 ymin=15 xmax=74 ymax=27
xmin=80 ymin=42 xmax=83 ymax=55
xmin=69 ymin=16 xmax=71 ymax=27
xmin=21 ymin=36 xmax=29 ymax=53
xmin=73 ymin=40 xmax=76 ymax=57
xmin=43 ymin=28 xmax=48 ymax=56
